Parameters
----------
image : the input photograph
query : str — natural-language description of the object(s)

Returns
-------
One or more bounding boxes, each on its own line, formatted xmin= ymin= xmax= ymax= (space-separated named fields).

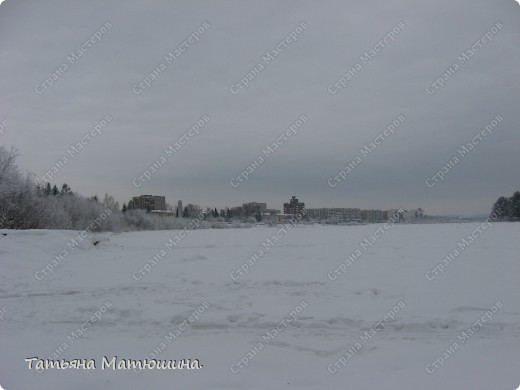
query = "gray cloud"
xmin=1 ymin=0 xmax=519 ymax=215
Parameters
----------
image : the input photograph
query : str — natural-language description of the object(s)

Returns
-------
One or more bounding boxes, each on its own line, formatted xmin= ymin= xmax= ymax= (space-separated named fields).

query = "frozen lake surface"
xmin=1 ymin=223 xmax=519 ymax=389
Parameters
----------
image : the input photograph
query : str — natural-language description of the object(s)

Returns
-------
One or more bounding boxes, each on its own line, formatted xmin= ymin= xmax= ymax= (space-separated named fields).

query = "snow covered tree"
xmin=61 ymin=183 xmax=72 ymax=195
xmin=511 ymin=191 xmax=520 ymax=219
xmin=491 ymin=192 xmax=520 ymax=221
xmin=492 ymin=196 xmax=510 ymax=219
xmin=0 ymin=146 xmax=19 ymax=196
xmin=102 ymin=194 xmax=120 ymax=213
xmin=186 ymin=204 xmax=202 ymax=218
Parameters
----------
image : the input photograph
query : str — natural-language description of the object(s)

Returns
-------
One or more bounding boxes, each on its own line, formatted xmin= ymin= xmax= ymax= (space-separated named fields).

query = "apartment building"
xmin=131 ymin=195 xmax=166 ymax=211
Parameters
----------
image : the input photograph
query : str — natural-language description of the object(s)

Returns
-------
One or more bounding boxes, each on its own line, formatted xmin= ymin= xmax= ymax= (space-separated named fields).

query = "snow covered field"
xmin=1 ymin=223 xmax=519 ymax=389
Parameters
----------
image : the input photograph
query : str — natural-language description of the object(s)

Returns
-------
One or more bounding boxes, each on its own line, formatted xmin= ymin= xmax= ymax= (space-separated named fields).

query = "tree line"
xmin=0 ymin=146 xmax=249 ymax=231
xmin=491 ymin=191 xmax=520 ymax=221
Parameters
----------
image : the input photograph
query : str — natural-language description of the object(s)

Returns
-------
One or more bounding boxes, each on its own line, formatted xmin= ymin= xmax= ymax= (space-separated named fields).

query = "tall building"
xmin=132 ymin=195 xmax=166 ymax=211
xmin=243 ymin=202 xmax=267 ymax=217
xmin=177 ymin=200 xmax=183 ymax=215
xmin=284 ymin=196 xmax=305 ymax=216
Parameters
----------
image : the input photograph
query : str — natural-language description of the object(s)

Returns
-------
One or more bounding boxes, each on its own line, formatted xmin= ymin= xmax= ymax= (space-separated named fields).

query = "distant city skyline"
xmin=122 ymin=192 xmax=482 ymax=217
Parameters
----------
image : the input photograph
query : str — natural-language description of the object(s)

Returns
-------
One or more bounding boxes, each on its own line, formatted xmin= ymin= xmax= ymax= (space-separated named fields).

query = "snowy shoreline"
xmin=1 ymin=223 xmax=519 ymax=389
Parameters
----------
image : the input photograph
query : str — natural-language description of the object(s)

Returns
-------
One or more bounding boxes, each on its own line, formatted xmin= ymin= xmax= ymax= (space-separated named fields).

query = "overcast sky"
xmin=1 ymin=0 xmax=519 ymax=216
